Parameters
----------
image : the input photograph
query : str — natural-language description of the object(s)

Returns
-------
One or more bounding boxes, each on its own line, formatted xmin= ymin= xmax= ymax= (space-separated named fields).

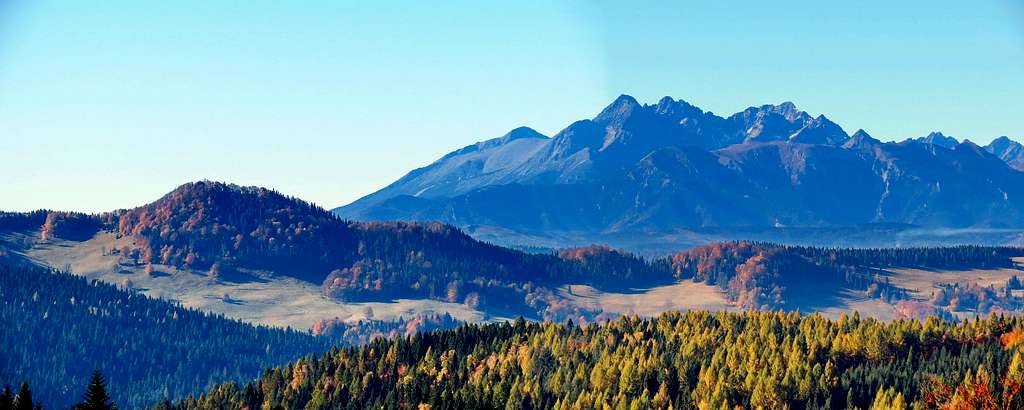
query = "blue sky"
xmin=1 ymin=1 xmax=1022 ymax=212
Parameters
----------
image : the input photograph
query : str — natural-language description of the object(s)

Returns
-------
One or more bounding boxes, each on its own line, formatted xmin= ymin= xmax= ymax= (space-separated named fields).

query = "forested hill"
xmin=114 ymin=181 xmax=657 ymax=290
xmin=113 ymin=181 xmax=358 ymax=282
xmin=1 ymin=181 xmax=663 ymax=320
xmin=170 ymin=311 xmax=1024 ymax=410
xmin=0 ymin=263 xmax=333 ymax=409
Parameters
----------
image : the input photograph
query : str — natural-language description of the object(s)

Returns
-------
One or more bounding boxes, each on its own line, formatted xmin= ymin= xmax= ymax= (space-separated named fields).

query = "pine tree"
xmin=12 ymin=383 xmax=32 ymax=410
xmin=74 ymin=371 xmax=116 ymax=410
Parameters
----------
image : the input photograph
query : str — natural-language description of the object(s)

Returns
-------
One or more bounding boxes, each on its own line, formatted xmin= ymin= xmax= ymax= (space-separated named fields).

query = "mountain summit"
xmin=915 ymin=131 xmax=960 ymax=149
xmin=986 ymin=136 xmax=1024 ymax=171
xmin=334 ymin=95 xmax=1024 ymax=241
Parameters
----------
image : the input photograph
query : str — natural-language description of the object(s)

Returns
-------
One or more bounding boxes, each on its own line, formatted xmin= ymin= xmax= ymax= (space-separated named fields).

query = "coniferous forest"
xmin=0 ymin=263 xmax=483 ymax=409
xmin=0 ymin=263 xmax=333 ymax=409
xmin=167 ymin=311 xmax=1024 ymax=410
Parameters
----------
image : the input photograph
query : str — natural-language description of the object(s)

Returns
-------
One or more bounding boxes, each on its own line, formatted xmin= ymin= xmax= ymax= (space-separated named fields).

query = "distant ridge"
xmin=334 ymin=95 xmax=1024 ymax=241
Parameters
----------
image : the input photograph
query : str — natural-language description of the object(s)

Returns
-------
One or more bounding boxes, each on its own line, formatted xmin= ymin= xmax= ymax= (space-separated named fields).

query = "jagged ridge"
xmin=334 ymin=95 xmax=1024 ymax=235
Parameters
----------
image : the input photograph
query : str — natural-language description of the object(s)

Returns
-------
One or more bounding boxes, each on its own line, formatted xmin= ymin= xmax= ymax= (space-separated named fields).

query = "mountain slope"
xmin=335 ymin=96 xmax=1024 ymax=240
xmin=987 ymin=136 xmax=1024 ymax=171
xmin=0 ymin=263 xmax=332 ymax=409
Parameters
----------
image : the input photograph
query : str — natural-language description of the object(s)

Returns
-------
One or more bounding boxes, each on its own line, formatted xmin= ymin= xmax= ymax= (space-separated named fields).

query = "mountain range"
xmin=334 ymin=95 xmax=1024 ymax=249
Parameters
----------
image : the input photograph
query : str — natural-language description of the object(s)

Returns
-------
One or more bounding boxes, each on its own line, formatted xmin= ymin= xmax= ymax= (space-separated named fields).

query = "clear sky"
xmin=2 ymin=1 xmax=1022 ymax=213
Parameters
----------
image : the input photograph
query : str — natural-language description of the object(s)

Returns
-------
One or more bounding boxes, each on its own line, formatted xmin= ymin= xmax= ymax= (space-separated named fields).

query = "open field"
xmin=5 ymin=231 xmax=486 ymax=330
xmin=6 ymin=229 xmax=1024 ymax=328
xmin=558 ymin=281 xmax=735 ymax=317
xmin=882 ymin=266 xmax=1024 ymax=300
xmin=875 ymin=264 xmax=1024 ymax=320
xmin=808 ymin=289 xmax=899 ymax=321
xmin=559 ymin=281 xmax=902 ymax=320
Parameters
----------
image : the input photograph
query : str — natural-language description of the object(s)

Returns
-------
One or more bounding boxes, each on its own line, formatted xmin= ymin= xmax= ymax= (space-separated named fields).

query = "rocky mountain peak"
xmin=985 ymin=136 xmax=1024 ymax=171
xmin=918 ymin=131 xmax=959 ymax=149
xmin=594 ymin=94 xmax=642 ymax=124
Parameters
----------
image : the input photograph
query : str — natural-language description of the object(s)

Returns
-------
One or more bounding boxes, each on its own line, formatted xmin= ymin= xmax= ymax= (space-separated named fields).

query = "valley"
xmin=4 ymin=191 xmax=1023 ymax=332
xmin=3 ymin=230 xmax=487 ymax=330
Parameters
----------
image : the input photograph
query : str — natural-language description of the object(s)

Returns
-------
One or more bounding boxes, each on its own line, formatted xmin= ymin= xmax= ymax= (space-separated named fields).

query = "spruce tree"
xmin=12 ymin=383 xmax=32 ymax=410
xmin=0 ymin=386 xmax=13 ymax=410
xmin=75 ymin=371 xmax=115 ymax=410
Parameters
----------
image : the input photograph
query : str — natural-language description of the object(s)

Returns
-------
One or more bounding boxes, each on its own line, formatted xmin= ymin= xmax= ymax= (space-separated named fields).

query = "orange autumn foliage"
xmin=1001 ymin=328 xmax=1024 ymax=350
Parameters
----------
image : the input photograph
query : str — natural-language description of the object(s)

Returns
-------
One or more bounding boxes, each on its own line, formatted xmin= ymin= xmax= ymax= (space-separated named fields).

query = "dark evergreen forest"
xmin=0 ymin=263 xmax=332 ymax=409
